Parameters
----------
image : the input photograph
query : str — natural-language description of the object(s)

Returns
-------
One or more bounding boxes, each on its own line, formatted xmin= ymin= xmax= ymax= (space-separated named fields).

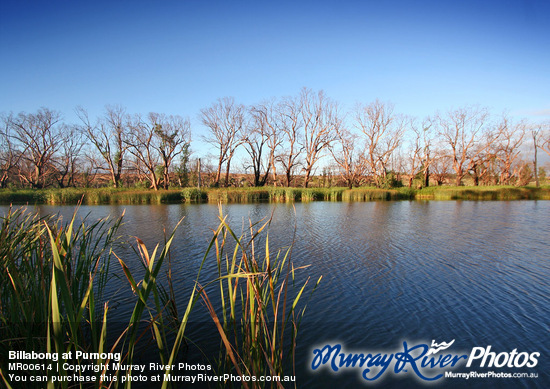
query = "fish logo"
xmin=427 ymin=339 xmax=455 ymax=355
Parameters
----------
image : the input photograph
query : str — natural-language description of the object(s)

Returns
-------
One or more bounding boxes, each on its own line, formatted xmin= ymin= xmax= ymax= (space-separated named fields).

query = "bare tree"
xmin=249 ymin=99 xmax=282 ymax=186
xmin=7 ymin=108 xmax=63 ymax=188
xmin=80 ymin=153 xmax=101 ymax=188
xmin=430 ymin=153 xmax=453 ymax=186
xmin=412 ymin=118 xmax=437 ymax=187
xmin=126 ymin=113 xmax=161 ymax=190
xmin=354 ymin=100 xmax=406 ymax=187
xmin=54 ymin=124 xmax=85 ymax=188
xmin=244 ymin=105 xmax=275 ymax=187
xmin=436 ymin=106 xmax=494 ymax=186
xmin=329 ymin=125 xmax=365 ymax=189
xmin=200 ymin=97 xmax=245 ymax=187
xmin=531 ymin=127 xmax=541 ymax=187
xmin=538 ymin=121 xmax=550 ymax=158
xmin=493 ymin=116 xmax=525 ymax=185
xmin=77 ymin=105 xmax=129 ymax=188
xmin=277 ymin=95 xmax=303 ymax=187
xmin=300 ymin=88 xmax=339 ymax=188
xmin=405 ymin=119 xmax=423 ymax=188
xmin=0 ymin=115 xmax=24 ymax=188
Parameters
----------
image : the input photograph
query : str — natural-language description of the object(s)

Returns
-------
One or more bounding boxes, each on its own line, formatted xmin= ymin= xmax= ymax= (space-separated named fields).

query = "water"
xmin=4 ymin=201 xmax=549 ymax=388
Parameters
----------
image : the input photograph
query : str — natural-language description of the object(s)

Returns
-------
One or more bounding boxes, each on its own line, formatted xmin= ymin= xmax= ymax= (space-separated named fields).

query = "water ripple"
xmin=5 ymin=201 xmax=547 ymax=389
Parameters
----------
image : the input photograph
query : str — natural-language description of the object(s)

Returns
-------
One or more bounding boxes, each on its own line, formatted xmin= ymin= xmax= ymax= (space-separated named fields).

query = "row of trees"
xmin=1 ymin=88 xmax=550 ymax=190
xmin=0 ymin=106 xmax=191 ymax=189
xmin=202 ymin=88 xmax=550 ymax=188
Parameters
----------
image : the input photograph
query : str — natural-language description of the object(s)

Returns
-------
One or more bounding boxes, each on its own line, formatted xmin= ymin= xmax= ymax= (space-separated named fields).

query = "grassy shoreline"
xmin=0 ymin=185 xmax=549 ymax=205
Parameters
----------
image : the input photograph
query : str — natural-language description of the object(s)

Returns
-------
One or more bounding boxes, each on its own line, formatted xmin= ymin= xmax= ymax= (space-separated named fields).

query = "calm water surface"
xmin=5 ymin=201 xmax=549 ymax=388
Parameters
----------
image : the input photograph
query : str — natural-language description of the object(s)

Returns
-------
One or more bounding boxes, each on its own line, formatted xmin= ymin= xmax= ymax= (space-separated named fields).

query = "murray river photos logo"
xmin=310 ymin=340 xmax=540 ymax=382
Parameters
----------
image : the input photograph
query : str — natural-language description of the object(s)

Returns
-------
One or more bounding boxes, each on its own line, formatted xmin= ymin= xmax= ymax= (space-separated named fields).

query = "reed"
xmin=0 ymin=206 xmax=122 ymax=388
xmin=4 ymin=185 xmax=550 ymax=205
xmin=201 ymin=208 xmax=321 ymax=388
xmin=3 ymin=185 xmax=546 ymax=205
xmin=181 ymin=187 xmax=208 ymax=202
xmin=341 ymin=188 xmax=409 ymax=201
xmin=0 ymin=206 xmax=316 ymax=388
xmin=0 ymin=189 xmax=44 ymax=204
xmin=415 ymin=185 xmax=550 ymax=200
xmin=0 ymin=206 xmax=196 ymax=388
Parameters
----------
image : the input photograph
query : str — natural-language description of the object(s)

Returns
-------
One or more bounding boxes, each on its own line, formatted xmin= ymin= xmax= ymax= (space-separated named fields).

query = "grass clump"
xmin=415 ymin=185 xmax=550 ymax=200
xmin=0 ymin=206 xmax=122 ymax=387
xmin=181 ymin=187 xmax=208 ymax=202
xmin=0 ymin=189 xmax=44 ymax=204
xmin=341 ymin=188 xmax=411 ymax=201
xmin=0 ymin=206 xmax=200 ymax=388
xmin=0 ymin=206 xmax=315 ymax=388
xmin=202 ymin=208 xmax=321 ymax=387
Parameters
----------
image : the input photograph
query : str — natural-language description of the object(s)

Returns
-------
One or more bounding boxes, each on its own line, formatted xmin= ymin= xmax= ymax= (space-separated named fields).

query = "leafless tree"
xmin=410 ymin=117 xmax=437 ymax=187
xmin=200 ymin=97 xmax=245 ymax=187
xmin=531 ymin=127 xmax=542 ymax=187
xmin=244 ymin=105 xmax=275 ymax=186
xmin=77 ymin=105 xmax=129 ymax=188
xmin=469 ymin=127 xmax=503 ymax=186
xmin=7 ymin=108 xmax=63 ymax=188
xmin=300 ymin=88 xmax=339 ymax=188
xmin=436 ymin=106 xmax=495 ymax=186
xmin=80 ymin=154 xmax=101 ymax=188
xmin=126 ymin=114 xmax=161 ymax=190
xmin=404 ymin=124 xmax=423 ymax=188
xmin=329 ymin=125 xmax=365 ymax=189
xmin=354 ymin=100 xmax=406 ymax=187
xmin=249 ymin=99 xmax=282 ymax=186
xmin=430 ymin=153 xmax=453 ymax=186
xmin=0 ymin=115 xmax=24 ymax=188
xmin=54 ymin=124 xmax=85 ymax=188
xmin=538 ymin=121 xmax=550 ymax=158
xmin=492 ymin=116 xmax=525 ymax=185
xmin=276 ymin=96 xmax=303 ymax=187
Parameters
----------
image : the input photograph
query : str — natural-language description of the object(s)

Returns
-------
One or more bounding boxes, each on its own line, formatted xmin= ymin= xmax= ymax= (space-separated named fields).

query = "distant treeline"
xmin=2 ymin=87 xmax=550 ymax=190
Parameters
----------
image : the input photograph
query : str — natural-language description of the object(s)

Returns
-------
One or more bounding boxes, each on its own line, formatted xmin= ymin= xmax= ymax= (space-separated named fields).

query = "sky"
xmin=1 ymin=0 xmax=549 ymax=157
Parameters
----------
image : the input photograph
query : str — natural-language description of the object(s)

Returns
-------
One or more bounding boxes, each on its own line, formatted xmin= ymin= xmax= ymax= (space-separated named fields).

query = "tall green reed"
xmin=1 ymin=205 xmax=318 ymax=389
xmin=0 ymin=206 xmax=122 ymax=388
xmin=200 ymin=208 xmax=321 ymax=388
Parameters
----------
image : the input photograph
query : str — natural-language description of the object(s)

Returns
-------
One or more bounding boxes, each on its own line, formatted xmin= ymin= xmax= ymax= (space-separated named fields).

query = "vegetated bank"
xmin=0 ymin=185 xmax=549 ymax=205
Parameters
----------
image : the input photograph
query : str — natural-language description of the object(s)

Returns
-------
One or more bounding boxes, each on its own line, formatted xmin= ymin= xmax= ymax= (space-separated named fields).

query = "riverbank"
xmin=0 ymin=185 xmax=549 ymax=205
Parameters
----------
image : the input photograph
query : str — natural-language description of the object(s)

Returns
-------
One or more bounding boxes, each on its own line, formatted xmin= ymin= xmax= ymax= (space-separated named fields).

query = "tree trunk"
xmin=303 ymin=169 xmax=311 ymax=188
xmin=472 ymin=165 xmax=479 ymax=186
xmin=150 ymin=173 xmax=159 ymax=190
xmin=533 ymin=132 xmax=539 ymax=187
xmin=224 ymin=161 xmax=231 ymax=187
xmin=271 ymin=158 xmax=277 ymax=186
xmin=455 ymin=169 xmax=463 ymax=186
xmin=197 ymin=159 xmax=202 ymax=188
xmin=424 ymin=167 xmax=429 ymax=187
xmin=214 ymin=160 xmax=222 ymax=187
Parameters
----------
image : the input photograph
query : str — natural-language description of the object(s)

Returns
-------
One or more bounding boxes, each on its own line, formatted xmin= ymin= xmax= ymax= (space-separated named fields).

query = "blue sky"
xmin=1 ymin=0 xmax=549 ymax=145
